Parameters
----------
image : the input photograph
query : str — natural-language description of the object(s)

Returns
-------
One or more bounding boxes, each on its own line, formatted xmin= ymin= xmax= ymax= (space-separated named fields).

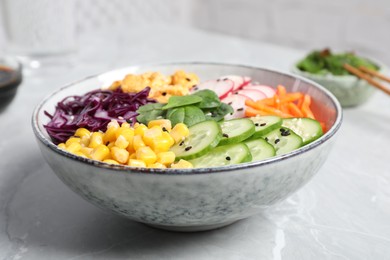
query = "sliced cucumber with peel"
xmin=262 ymin=127 xmax=302 ymax=156
xmin=250 ymin=116 xmax=282 ymax=138
xmin=189 ymin=143 xmax=252 ymax=168
xmin=244 ymin=138 xmax=276 ymax=162
xmin=218 ymin=118 xmax=255 ymax=146
xmin=170 ymin=120 xmax=222 ymax=160
xmin=282 ymin=118 xmax=323 ymax=145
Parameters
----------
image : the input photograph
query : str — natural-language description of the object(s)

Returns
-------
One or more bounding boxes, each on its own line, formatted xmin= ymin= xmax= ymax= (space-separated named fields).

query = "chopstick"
xmin=343 ymin=63 xmax=390 ymax=96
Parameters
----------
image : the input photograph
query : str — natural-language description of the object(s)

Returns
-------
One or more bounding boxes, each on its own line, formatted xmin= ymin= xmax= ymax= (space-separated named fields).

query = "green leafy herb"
xmin=191 ymin=89 xmax=221 ymax=109
xmin=183 ymin=106 xmax=206 ymax=126
xmin=205 ymin=103 xmax=234 ymax=122
xmin=167 ymin=107 xmax=185 ymax=126
xmin=297 ymin=49 xmax=379 ymax=76
xmin=162 ymin=95 xmax=202 ymax=110
xmin=136 ymin=103 xmax=165 ymax=125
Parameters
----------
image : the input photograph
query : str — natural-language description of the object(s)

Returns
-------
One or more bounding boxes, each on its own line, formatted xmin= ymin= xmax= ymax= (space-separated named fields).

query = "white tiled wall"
xmin=1 ymin=0 xmax=389 ymax=64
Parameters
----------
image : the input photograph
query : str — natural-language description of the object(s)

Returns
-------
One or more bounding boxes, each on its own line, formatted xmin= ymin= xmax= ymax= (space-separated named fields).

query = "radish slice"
xmin=243 ymin=84 xmax=276 ymax=98
xmin=236 ymin=89 xmax=267 ymax=101
xmin=221 ymin=94 xmax=247 ymax=119
xmin=193 ymin=79 xmax=234 ymax=99
xmin=243 ymin=76 xmax=252 ymax=87
xmin=219 ymin=75 xmax=247 ymax=91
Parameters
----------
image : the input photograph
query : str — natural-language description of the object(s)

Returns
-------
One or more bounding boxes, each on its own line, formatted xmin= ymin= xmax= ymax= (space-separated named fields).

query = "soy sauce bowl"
xmin=0 ymin=56 xmax=23 ymax=110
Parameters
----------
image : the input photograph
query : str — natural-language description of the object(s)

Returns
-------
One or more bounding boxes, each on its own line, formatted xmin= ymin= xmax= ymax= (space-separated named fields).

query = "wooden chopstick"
xmin=343 ymin=63 xmax=390 ymax=96
xmin=358 ymin=66 xmax=390 ymax=83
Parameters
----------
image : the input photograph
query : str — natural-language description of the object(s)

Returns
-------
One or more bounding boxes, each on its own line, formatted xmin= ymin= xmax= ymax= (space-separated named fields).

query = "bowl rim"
xmin=32 ymin=61 xmax=343 ymax=175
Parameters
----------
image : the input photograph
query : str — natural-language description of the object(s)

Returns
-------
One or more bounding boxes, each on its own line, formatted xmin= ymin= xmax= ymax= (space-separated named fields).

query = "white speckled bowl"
xmin=32 ymin=63 xmax=342 ymax=232
xmin=291 ymin=59 xmax=387 ymax=107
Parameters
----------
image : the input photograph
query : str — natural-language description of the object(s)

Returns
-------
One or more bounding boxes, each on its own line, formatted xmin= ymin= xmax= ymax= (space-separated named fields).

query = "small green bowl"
xmin=291 ymin=60 xmax=387 ymax=107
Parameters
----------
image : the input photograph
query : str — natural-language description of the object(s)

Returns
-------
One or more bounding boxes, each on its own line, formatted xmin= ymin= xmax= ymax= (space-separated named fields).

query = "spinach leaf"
xmin=136 ymin=103 xmax=166 ymax=125
xmin=167 ymin=107 xmax=185 ymax=126
xmin=162 ymin=95 xmax=202 ymax=110
xmin=204 ymin=103 xmax=234 ymax=122
xmin=191 ymin=89 xmax=221 ymax=109
xmin=183 ymin=106 xmax=206 ymax=127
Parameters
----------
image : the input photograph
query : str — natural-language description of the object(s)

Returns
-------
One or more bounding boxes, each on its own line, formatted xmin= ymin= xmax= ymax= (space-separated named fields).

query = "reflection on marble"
xmin=1 ymin=24 xmax=390 ymax=259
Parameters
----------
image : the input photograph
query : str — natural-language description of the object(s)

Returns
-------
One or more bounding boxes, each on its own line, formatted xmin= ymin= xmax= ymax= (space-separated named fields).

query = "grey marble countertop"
xmin=1 ymin=24 xmax=390 ymax=260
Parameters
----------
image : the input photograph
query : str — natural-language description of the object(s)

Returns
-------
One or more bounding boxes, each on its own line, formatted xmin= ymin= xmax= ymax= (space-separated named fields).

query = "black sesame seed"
xmin=237 ymin=108 xmax=244 ymax=111
xmin=185 ymin=146 xmax=192 ymax=151
xmin=223 ymin=133 xmax=229 ymax=138
xmin=186 ymin=78 xmax=191 ymax=82
xmin=228 ymin=102 xmax=233 ymax=105
xmin=265 ymin=137 xmax=269 ymax=142
xmin=162 ymin=127 xmax=168 ymax=132
xmin=275 ymin=139 xmax=280 ymax=144
xmin=223 ymin=78 xmax=228 ymax=81
xmin=255 ymin=123 xmax=259 ymax=127
xmin=217 ymin=79 xmax=221 ymax=82
xmin=192 ymin=85 xmax=198 ymax=90
xmin=230 ymin=113 xmax=233 ymax=115
xmin=260 ymin=123 xmax=266 ymax=126
xmin=234 ymin=92 xmax=239 ymax=94
xmin=281 ymin=129 xmax=290 ymax=136
xmin=179 ymin=141 xmax=184 ymax=146
xmin=226 ymin=156 xmax=231 ymax=161
xmin=162 ymin=92 xmax=167 ymax=96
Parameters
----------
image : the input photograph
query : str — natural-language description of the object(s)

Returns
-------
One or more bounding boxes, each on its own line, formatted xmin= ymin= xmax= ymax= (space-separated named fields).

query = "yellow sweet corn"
xmin=115 ymin=135 xmax=130 ymax=149
xmin=80 ymin=147 xmax=93 ymax=157
xmin=74 ymin=128 xmax=91 ymax=138
xmin=136 ymin=147 xmax=157 ymax=165
xmin=157 ymin=151 xmax=175 ymax=165
xmin=133 ymin=135 xmax=146 ymax=150
xmin=65 ymin=137 xmax=81 ymax=147
xmin=91 ymin=144 xmax=110 ymax=161
xmin=148 ymin=162 xmax=167 ymax=168
xmin=171 ymin=159 xmax=193 ymax=169
xmin=58 ymin=143 xmax=66 ymax=150
xmin=134 ymin=124 xmax=148 ymax=136
xmin=103 ymin=159 xmax=119 ymax=165
xmin=66 ymin=142 xmax=82 ymax=153
xmin=148 ymin=119 xmax=172 ymax=131
xmin=115 ymin=127 xmax=134 ymax=141
xmin=89 ymin=132 xmax=104 ymax=148
xmin=170 ymin=123 xmax=189 ymax=143
xmin=143 ymin=126 xmax=163 ymax=147
xmin=110 ymin=147 xmax=129 ymax=164
xmin=128 ymin=159 xmax=146 ymax=168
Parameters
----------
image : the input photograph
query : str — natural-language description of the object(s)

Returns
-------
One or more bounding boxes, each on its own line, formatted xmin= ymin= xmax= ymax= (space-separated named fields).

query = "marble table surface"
xmin=1 ymin=24 xmax=390 ymax=260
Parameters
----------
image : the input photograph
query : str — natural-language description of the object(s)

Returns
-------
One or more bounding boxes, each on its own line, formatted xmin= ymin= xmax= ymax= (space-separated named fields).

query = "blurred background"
xmin=1 ymin=0 xmax=388 ymax=64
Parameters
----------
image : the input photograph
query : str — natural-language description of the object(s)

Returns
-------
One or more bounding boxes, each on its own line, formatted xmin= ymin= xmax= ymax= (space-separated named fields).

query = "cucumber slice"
xmin=189 ymin=143 xmax=252 ymax=168
xmin=244 ymin=138 xmax=275 ymax=162
xmin=262 ymin=127 xmax=302 ymax=156
xmin=282 ymin=118 xmax=323 ymax=145
xmin=219 ymin=118 xmax=255 ymax=146
xmin=250 ymin=116 xmax=282 ymax=138
xmin=170 ymin=120 xmax=222 ymax=160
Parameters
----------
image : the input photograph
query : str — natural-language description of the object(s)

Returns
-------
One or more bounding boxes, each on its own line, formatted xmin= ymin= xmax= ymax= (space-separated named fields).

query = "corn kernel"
xmin=66 ymin=142 xmax=82 ymax=153
xmin=103 ymin=159 xmax=119 ymax=165
xmin=171 ymin=159 xmax=193 ymax=169
xmin=89 ymin=132 xmax=104 ymax=148
xmin=121 ymin=122 xmax=131 ymax=128
xmin=148 ymin=119 xmax=172 ymax=131
xmin=150 ymin=136 xmax=172 ymax=153
xmin=74 ymin=151 xmax=87 ymax=158
xmin=128 ymin=159 xmax=146 ymax=168
xmin=162 ymin=132 xmax=175 ymax=146
xmin=115 ymin=135 xmax=130 ymax=149
xmin=115 ymin=128 xmax=134 ymax=141
xmin=110 ymin=147 xmax=129 ymax=164
xmin=134 ymin=124 xmax=148 ymax=136
xmin=133 ymin=135 xmax=146 ymax=150
xmin=136 ymin=147 xmax=157 ymax=165
xmin=80 ymin=147 xmax=93 ymax=157
xmin=65 ymin=137 xmax=81 ymax=147
xmin=107 ymin=120 xmax=120 ymax=129
xmin=148 ymin=162 xmax=166 ymax=168
xmin=74 ymin=128 xmax=91 ymax=138
xmin=58 ymin=143 xmax=66 ymax=150
xmin=170 ymin=123 xmax=189 ymax=143
xmin=129 ymin=153 xmax=136 ymax=159
xmin=104 ymin=127 xmax=118 ymax=143
xmin=91 ymin=144 xmax=110 ymax=161
xmin=143 ymin=126 xmax=163 ymax=146
xmin=157 ymin=151 xmax=175 ymax=165
xmin=80 ymin=135 xmax=90 ymax=147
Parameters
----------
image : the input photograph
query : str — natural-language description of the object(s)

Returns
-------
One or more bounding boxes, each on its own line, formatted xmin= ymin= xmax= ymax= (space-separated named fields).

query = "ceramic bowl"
xmin=32 ymin=62 xmax=342 ymax=232
xmin=0 ymin=55 xmax=23 ymax=110
xmin=291 ymin=59 xmax=387 ymax=107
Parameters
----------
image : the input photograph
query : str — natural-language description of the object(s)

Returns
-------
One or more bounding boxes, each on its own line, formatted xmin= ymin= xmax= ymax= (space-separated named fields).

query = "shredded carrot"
xmin=245 ymin=85 xmax=322 ymax=127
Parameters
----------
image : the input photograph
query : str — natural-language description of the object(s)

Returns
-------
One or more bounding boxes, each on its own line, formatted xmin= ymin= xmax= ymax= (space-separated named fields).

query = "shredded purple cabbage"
xmin=44 ymin=87 xmax=155 ymax=144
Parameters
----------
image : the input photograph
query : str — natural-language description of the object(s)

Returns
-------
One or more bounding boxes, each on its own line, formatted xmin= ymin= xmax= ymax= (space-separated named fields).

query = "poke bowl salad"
xmin=41 ymin=65 xmax=333 ymax=170
xmin=32 ymin=63 xmax=342 ymax=231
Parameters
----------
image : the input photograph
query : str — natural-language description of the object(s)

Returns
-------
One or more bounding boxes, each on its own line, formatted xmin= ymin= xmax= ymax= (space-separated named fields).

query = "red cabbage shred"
xmin=44 ymin=87 xmax=155 ymax=144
